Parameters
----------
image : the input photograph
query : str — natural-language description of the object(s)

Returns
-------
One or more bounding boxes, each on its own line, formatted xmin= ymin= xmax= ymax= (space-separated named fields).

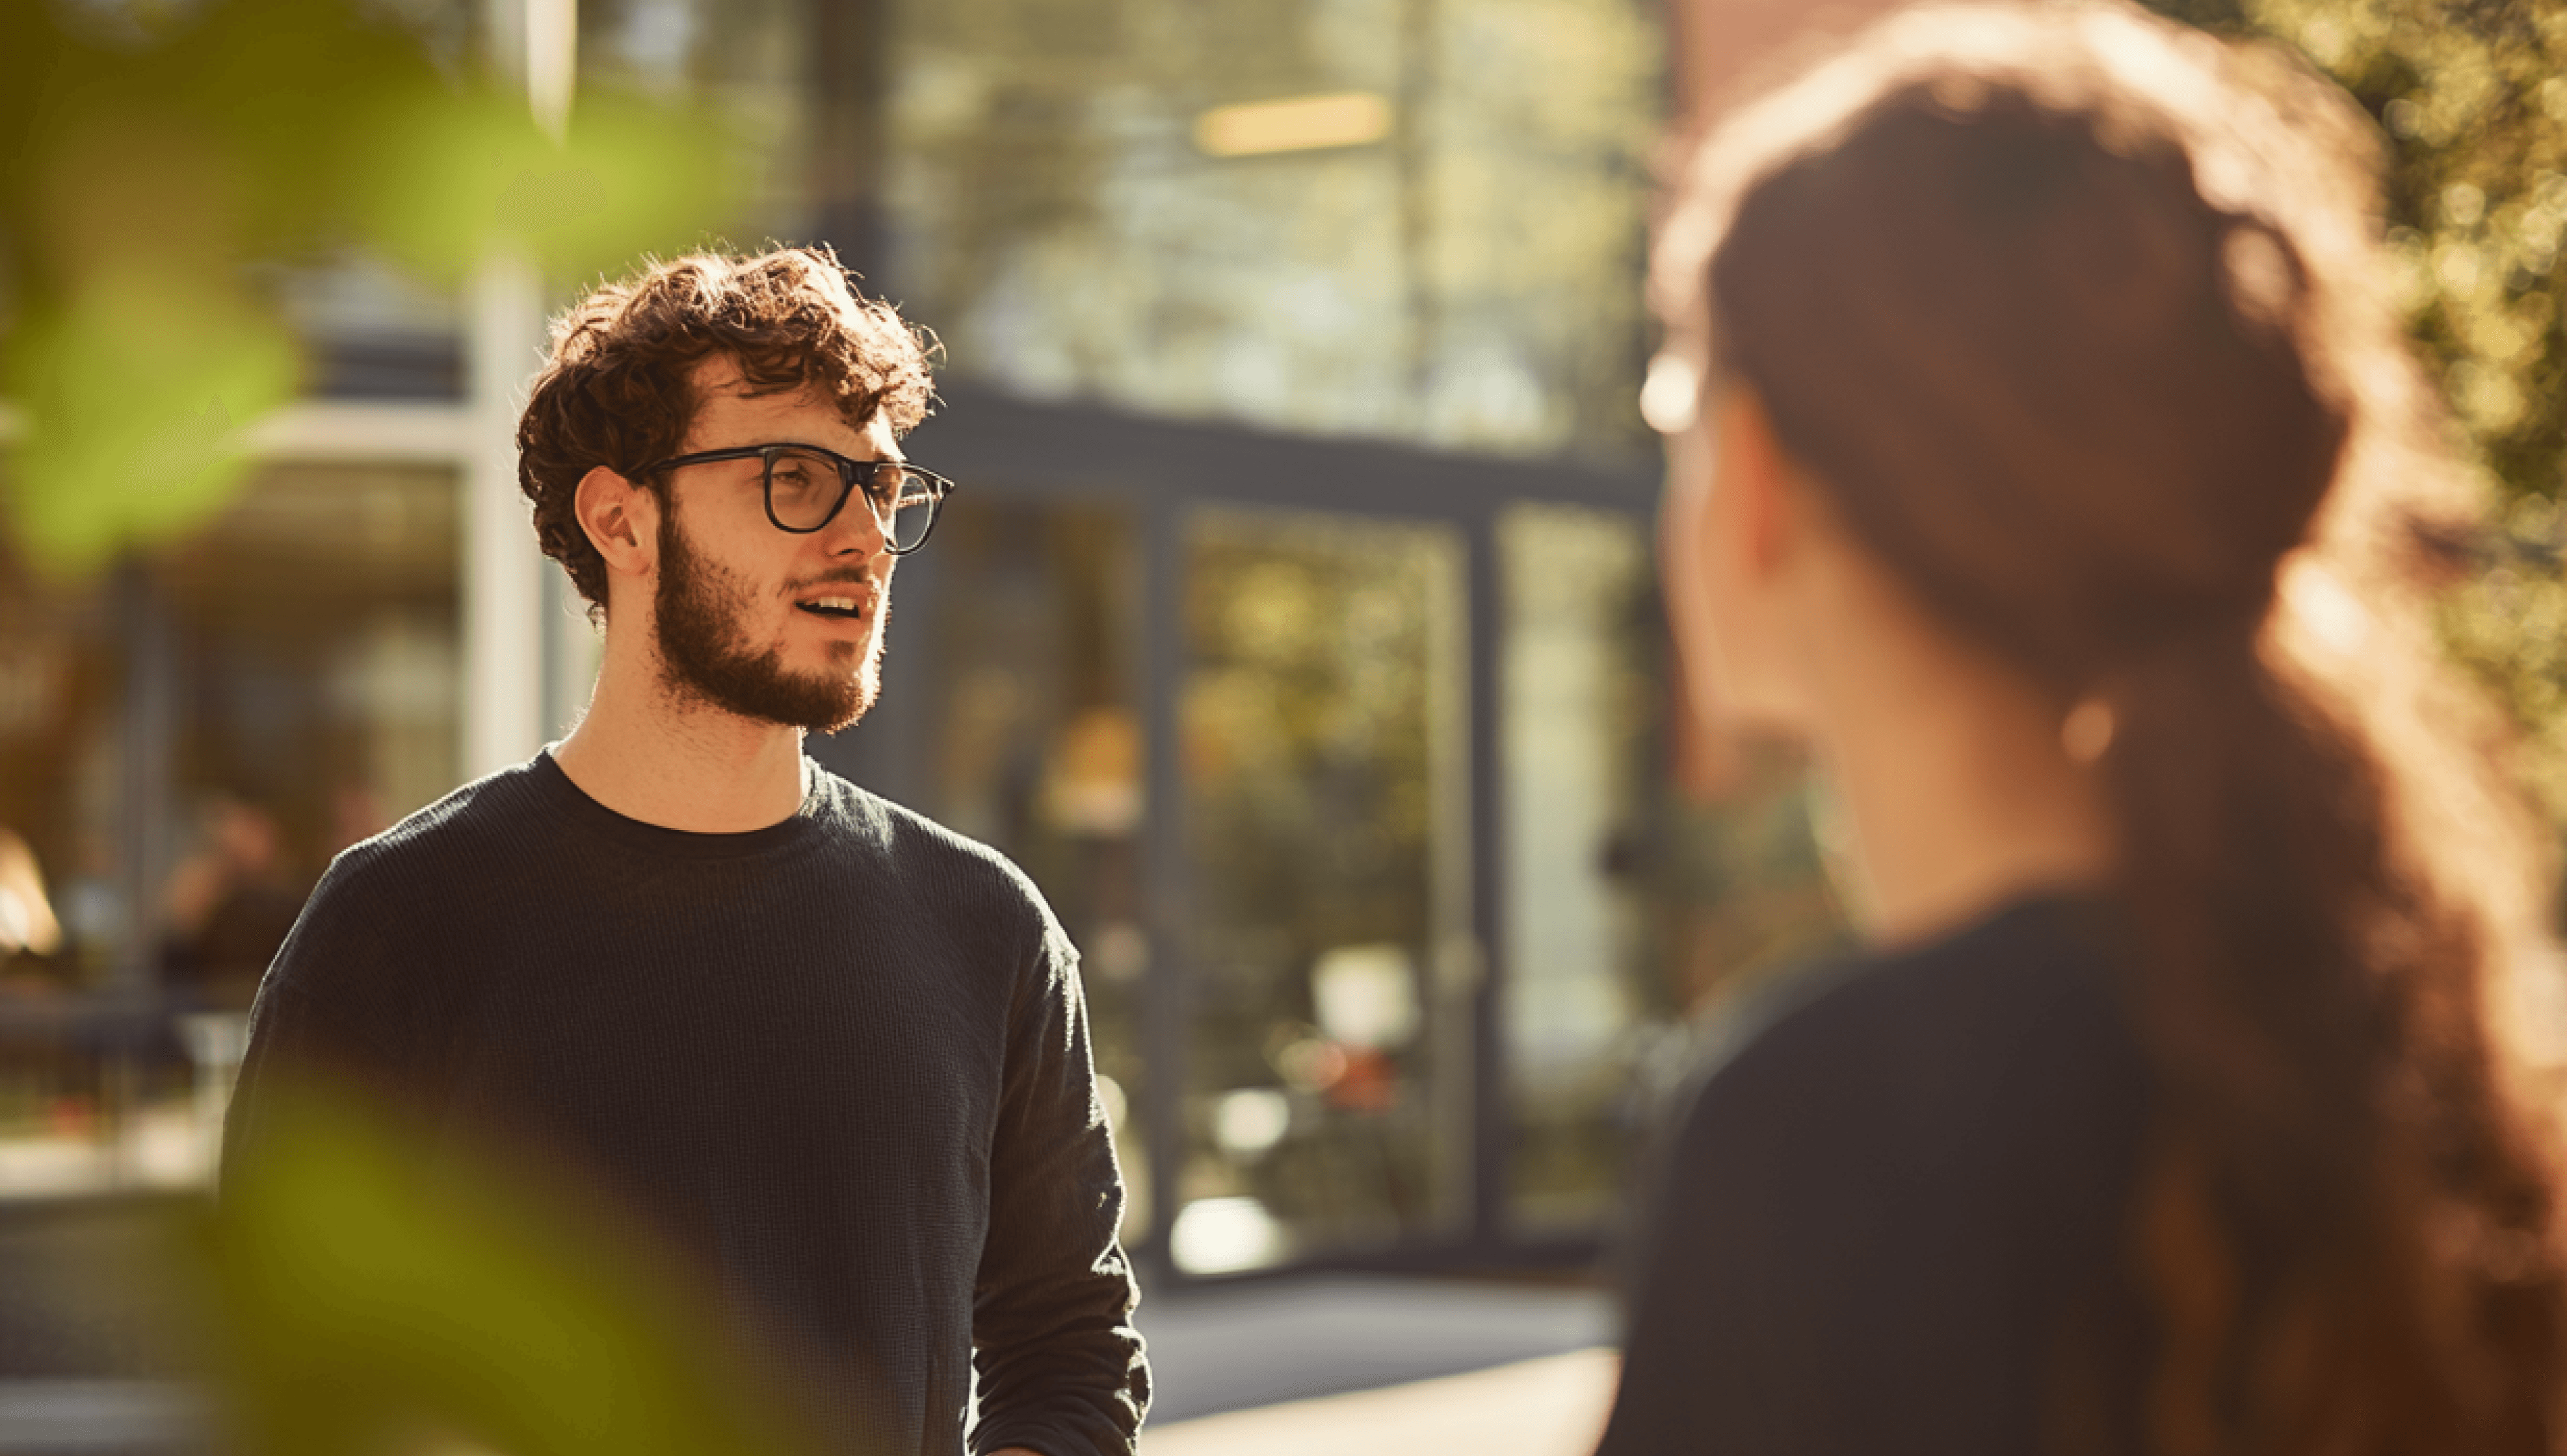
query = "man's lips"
xmin=792 ymin=582 xmax=875 ymax=623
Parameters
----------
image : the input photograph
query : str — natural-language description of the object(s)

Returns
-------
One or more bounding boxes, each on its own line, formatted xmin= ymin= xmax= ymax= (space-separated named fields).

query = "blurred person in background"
xmin=0 ymin=827 xmax=62 ymax=965
xmin=0 ymin=826 xmax=66 ymax=1002
xmin=324 ymin=781 xmax=391 ymax=858
xmin=1605 ymin=5 xmax=2567 ymax=1453
xmin=162 ymin=794 xmax=306 ymax=1010
xmin=222 ymin=247 xmax=1146 ymax=1456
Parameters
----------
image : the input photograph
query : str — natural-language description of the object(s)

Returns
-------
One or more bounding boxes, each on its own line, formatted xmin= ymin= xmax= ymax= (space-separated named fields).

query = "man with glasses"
xmin=224 ymin=248 xmax=1147 ymax=1456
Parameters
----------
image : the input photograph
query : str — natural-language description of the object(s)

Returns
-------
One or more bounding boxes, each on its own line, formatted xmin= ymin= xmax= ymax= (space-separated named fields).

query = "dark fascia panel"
xmin=306 ymin=332 xmax=468 ymax=402
xmin=908 ymin=383 xmax=1663 ymax=520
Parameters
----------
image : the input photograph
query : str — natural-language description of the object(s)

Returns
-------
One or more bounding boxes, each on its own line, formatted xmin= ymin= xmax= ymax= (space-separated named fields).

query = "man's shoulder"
xmin=318 ymin=759 xmax=566 ymax=905
xmin=806 ymin=766 xmax=1062 ymax=933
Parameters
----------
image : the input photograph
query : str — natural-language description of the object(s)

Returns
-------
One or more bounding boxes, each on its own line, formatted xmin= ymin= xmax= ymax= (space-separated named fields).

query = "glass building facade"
xmin=0 ymin=0 xmax=1841 ymax=1288
xmin=885 ymin=0 xmax=1661 ymax=454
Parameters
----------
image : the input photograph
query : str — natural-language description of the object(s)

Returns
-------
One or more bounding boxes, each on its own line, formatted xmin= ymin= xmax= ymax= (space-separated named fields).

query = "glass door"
xmin=1168 ymin=506 xmax=1473 ymax=1274
xmin=838 ymin=493 xmax=1157 ymax=1240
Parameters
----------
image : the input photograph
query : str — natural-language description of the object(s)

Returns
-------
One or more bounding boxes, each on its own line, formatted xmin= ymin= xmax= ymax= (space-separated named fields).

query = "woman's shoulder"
xmin=1675 ymin=894 xmax=2150 ymax=1199
xmin=1703 ymin=894 xmax=2137 ymax=1079
xmin=1605 ymin=894 xmax=2157 ymax=1454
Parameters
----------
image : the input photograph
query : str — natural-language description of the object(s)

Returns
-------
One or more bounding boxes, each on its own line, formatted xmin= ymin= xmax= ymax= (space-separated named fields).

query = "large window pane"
xmin=1173 ymin=507 xmax=1470 ymax=1272
xmin=155 ymin=463 xmax=463 ymax=1007
xmin=0 ymin=558 xmax=116 ymax=988
xmin=888 ymin=0 xmax=1663 ymax=456
xmin=871 ymin=494 xmax=1154 ymax=1238
xmin=580 ymin=0 xmax=820 ymax=242
xmin=1498 ymin=502 xmax=1655 ymax=1232
xmin=0 ymin=544 xmax=133 ymax=1202
xmin=0 ymin=460 xmax=462 ymax=1202
xmin=1499 ymin=501 xmax=1850 ymax=1234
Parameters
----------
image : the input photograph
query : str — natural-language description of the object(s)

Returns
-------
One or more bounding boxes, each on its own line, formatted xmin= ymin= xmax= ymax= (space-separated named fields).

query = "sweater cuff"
xmin=971 ymin=1418 xmax=1127 ymax=1456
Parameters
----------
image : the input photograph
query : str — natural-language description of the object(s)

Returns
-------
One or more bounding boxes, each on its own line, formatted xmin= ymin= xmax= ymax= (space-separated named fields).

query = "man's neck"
xmin=552 ymin=641 xmax=809 ymax=833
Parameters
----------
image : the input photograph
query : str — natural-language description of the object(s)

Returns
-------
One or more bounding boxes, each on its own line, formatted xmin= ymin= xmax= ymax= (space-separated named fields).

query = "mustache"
xmin=784 ymin=570 xmax=879 ymax=594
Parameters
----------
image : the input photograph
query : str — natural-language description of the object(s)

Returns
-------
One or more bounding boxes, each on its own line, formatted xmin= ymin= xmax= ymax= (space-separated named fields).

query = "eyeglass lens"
xmin=763 ymin=448 xmax=938 ymax=550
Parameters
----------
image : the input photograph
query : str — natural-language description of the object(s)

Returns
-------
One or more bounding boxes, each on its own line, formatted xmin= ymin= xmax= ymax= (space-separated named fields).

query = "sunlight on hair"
xmin=2498 ymin=942 xmax=2567 ymax=1074
xmin=2278 ymin=554 xmax=2371 ymax=661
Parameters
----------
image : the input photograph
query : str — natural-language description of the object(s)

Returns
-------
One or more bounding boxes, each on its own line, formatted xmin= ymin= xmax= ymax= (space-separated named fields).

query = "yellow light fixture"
xmin=1193 ymin=92 xmax=1394 ymax=158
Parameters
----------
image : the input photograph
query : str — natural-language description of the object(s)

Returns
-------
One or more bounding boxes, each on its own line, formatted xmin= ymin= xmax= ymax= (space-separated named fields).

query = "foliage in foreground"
xmin=0 ymin=0 xmax=742 ymax=577
xmin=211 ymin=1090 xmax=832 ymax=1456
xmin=2141 ymin=0 xmax=2567 ymax=812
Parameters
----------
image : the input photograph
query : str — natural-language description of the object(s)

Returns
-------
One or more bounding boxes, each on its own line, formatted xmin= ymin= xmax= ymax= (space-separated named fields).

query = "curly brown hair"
xmin=516 ymin=246 xmax=937 ymax=612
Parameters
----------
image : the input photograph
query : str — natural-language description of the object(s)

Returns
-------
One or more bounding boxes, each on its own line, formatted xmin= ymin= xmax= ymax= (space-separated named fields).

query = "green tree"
xmin=2141 ymin=0 xmax=2567 ymax=811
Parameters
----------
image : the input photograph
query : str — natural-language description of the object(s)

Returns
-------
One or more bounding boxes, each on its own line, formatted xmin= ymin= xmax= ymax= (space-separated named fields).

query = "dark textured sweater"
xmin=222 ymin=753 xmax=1148 ymax=1456
xmin=1596 ymin=896 xmax=2155 ymax=1456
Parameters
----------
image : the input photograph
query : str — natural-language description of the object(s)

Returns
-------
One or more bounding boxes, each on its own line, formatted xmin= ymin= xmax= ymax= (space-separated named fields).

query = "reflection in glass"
xmin=888 ymin=0 xmax=1663 ymax=455
xmin=1177 ymin=508 xmax=1469 ymax=1270
xmin=0 ymin=460 xmax=462 ymax=1202
xmin=0 ymin=555 xmax=116 ymax=987
xmin=906 ymin=495 xmax=1153 ymax=1238
xmin=161 ymin=463 xmax=464 ymax=913
xmin=1499 ymin=504 xmax=1652 ymax=1229
xmin=581 ymin=0 xmax=818 ymax=242
xmin=1498 ymin=502 xmax=1847 ymax=1232
xmin=0 ymin=546 xmax=129 ymax=1201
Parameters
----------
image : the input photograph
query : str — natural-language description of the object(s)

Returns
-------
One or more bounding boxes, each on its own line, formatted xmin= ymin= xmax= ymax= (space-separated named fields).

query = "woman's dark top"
xmin=1595 ymin=895 xmax=2155 ymax=1456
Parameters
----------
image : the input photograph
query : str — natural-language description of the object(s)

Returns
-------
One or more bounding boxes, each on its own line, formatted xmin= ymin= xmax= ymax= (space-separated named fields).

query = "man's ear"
xmin=574 ymin=466 xmax=659 ymax=580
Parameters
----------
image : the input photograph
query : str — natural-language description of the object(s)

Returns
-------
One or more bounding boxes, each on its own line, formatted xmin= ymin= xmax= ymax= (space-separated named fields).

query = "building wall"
xmin=0 ymin=0 xmax=1844 ymax=1280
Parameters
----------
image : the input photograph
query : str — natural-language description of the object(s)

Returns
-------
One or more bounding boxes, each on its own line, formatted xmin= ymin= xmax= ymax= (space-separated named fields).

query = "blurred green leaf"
xmin=537 ymin=92 xmax=748 ymax=281
xmin=7 ymin=268 xmax=300 ymax=574
xmin=0 ymin=0 xmax=746 ymax=578
xmin=215 ymin=1088 xmax=834 ymax=1456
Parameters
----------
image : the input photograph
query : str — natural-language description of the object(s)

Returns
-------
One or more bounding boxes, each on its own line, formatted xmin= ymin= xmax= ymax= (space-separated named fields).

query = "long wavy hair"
xmin=1653 ymin=5 xmax=2567 ymax=1450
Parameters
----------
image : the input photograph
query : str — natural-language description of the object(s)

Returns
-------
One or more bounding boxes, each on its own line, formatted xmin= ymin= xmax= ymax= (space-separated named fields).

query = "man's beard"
xmin=653 ymin=508 xmax=882 ymax=733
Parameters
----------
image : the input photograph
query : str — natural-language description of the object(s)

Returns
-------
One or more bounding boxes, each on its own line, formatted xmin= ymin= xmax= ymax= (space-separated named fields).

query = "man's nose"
xmin=819 ymin=484 xmax=891 ymax=560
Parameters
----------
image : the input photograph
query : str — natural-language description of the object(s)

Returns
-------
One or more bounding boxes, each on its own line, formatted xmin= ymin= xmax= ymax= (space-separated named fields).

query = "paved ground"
xmin=1138 ymin=1271 xmax=1617 ymax=1422
xmin=1143 ymin=1348 xmax=1620 ymax=1456
xmin=0 ymin=1381 xmax=203 ymax=1454
xmin=1135 ymin=1272 xmax=1622 ymax=1453
xmin=0 ymin=1269 xmax=1626 ymax=1453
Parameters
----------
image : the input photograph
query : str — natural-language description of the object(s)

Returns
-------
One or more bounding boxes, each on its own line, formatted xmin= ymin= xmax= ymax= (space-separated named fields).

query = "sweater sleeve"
xmin=219 ymin=853 xmax=430 ymax=1191
xmin=967 ymin=924 xmax=1150 ymax=1456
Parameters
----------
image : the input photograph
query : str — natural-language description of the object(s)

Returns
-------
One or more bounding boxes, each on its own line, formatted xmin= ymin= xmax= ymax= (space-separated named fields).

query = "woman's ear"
xmin=1712 ymin=387 xmax=1800 ymax=582
xmin=575 ymin=467 xmax=658 ymax=580
xmin=1665 ymin=381 xmax=1831 ymax=742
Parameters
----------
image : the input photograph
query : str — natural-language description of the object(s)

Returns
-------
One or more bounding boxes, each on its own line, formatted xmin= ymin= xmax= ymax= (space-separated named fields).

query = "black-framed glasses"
xmin=635 ymin=443 xmax=955 ymax=554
